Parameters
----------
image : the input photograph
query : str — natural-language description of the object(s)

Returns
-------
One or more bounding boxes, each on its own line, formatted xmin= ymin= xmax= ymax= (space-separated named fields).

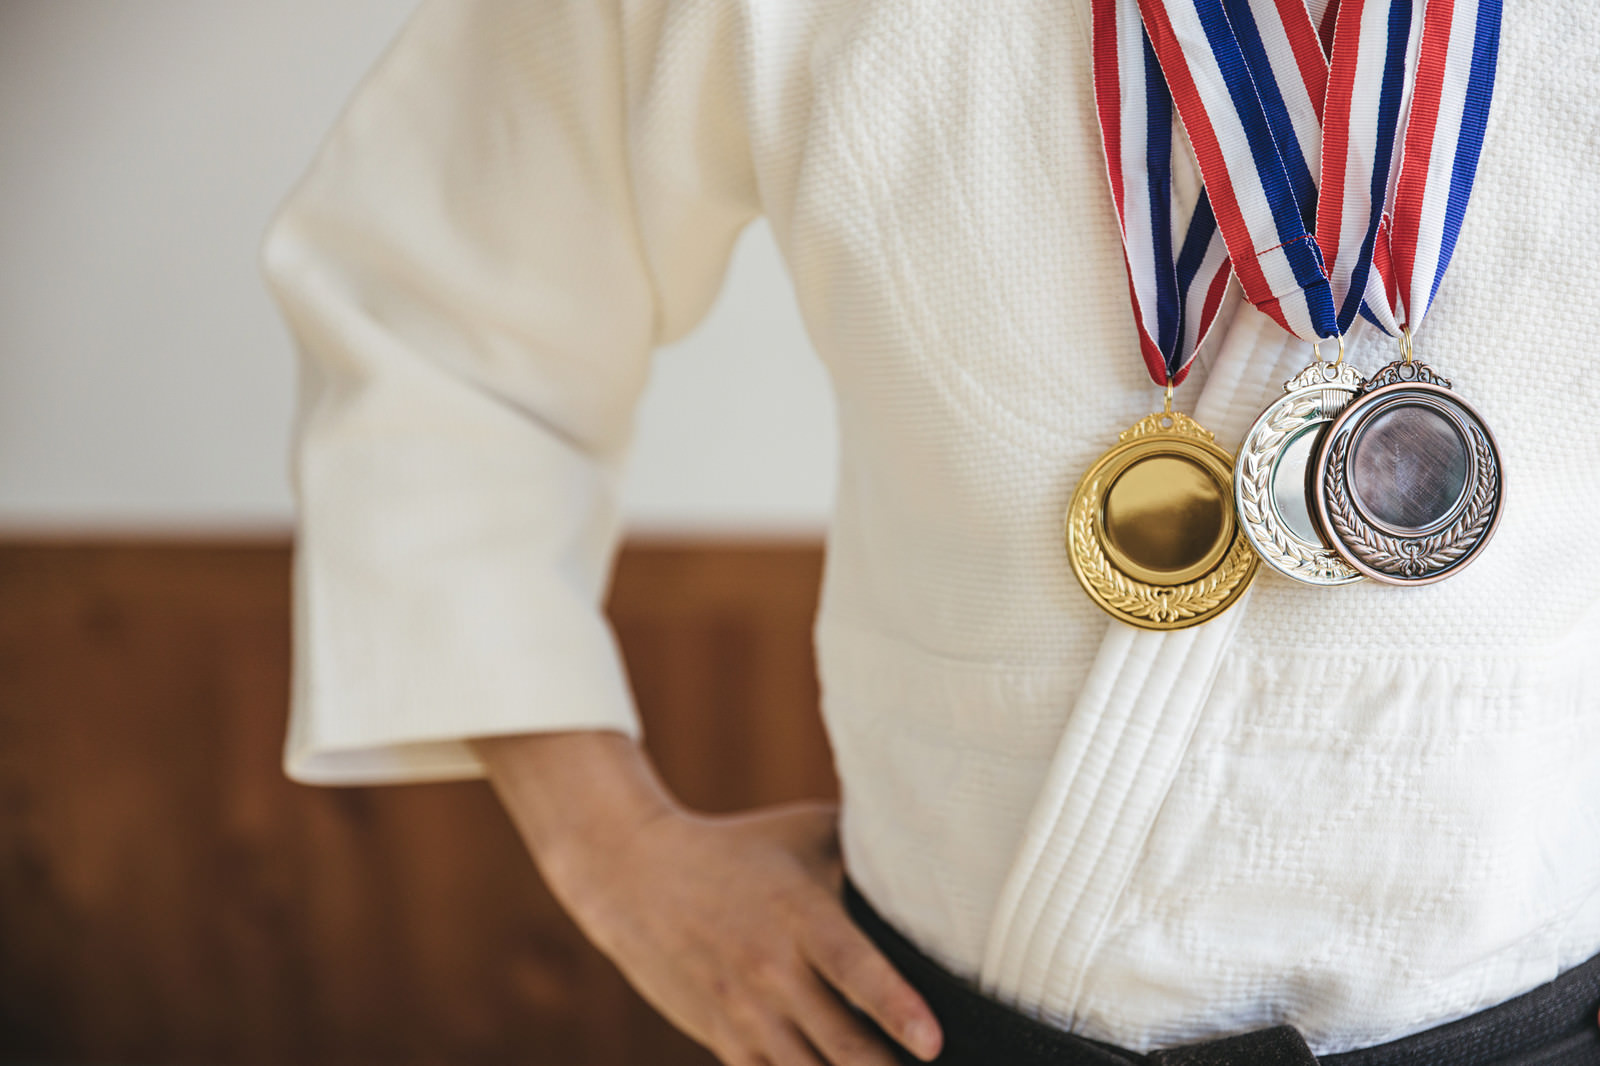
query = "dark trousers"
xmin=844 ymin=881 xmax=1600 ymax=1065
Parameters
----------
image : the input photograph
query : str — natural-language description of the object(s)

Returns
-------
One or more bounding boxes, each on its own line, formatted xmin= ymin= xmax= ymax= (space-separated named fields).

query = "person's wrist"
xmin=471 ymin=730 xmax=679 ymax=897
xmin=538 ymin=775 xmax=679 ymax=911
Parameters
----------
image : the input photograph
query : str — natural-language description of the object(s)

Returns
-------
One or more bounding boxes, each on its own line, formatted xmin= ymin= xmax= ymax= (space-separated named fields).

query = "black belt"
xmin=844 ymin=880 xmax=1600 ymax=1065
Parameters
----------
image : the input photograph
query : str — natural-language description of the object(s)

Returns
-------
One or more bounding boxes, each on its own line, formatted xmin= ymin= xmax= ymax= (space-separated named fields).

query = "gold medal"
xmin=1066 ymin=391 xmax=1258 ymax=630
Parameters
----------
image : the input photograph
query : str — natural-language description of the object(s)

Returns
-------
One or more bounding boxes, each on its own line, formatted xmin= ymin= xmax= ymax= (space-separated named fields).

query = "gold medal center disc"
xmin=1066 ymin=411 xmax=1258 ymax=631
xmin=1101 ymin=455 xmax=1231 ymax=584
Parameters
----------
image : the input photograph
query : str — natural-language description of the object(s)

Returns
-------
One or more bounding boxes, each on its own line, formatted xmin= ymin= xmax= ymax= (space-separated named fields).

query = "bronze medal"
xmin=1311 ymin=354 xmax=1504 ymax=585
xmin=1067 ymin=402 xmax=1258 ymax=630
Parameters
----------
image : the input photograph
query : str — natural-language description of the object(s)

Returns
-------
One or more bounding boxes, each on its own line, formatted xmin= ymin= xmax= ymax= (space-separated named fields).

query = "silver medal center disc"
xmin=1234 ymin=361 xmax=1365 ymax=586
xmin=1312 ymin=363 xmax=1504 ymax=585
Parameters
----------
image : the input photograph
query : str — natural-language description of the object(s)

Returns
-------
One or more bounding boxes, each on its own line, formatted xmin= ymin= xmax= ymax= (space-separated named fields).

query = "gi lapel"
xmin=978 ymin=304 xmax=1306 ymax=1022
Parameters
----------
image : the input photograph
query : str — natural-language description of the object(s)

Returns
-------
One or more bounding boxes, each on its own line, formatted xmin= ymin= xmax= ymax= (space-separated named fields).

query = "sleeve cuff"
xmin=283 ymin=624 xmax=642 ymax=787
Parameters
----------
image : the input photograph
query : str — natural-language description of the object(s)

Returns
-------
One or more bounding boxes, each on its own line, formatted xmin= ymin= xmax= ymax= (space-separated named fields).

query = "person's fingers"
xmin=712 ymin=951 xmax=832 ymax=1066
xmin=795 ymin=893 xmax=942 ymax=1062
xmin=753 ymin=1017 xmax=832 ymax=1066
xmin=716 ymin=1053 xmax=768 ymax=1066
xmin=708 ymin=1005 xmax=786 ymax=1066
xmin=786 ymin=967 xmax=907 ymax=1066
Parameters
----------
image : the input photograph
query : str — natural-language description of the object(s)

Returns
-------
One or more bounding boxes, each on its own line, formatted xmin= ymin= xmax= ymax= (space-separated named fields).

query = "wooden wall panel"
xmin=0 ymin=540 xmax=833 ymax=1064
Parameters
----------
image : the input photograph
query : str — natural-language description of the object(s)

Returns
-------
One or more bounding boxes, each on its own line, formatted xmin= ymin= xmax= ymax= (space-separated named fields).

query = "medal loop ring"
xmin=1312 ymin=332 xmax=1347 ymax=368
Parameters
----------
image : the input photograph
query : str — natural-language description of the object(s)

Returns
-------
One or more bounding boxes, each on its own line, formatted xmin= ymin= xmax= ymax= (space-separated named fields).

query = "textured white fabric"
xmin=262 ymin=0 xmax=1600 ymax=1055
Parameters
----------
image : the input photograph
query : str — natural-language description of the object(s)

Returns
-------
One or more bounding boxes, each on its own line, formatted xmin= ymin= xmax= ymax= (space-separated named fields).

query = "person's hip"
xmin=844 ymin=880 xmax=1600 ymax=1065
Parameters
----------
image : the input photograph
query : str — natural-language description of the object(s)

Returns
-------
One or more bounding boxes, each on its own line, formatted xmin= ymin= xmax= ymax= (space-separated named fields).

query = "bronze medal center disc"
xmin=1348 ymin=404 xmax=1470 ymax=533
xmin=1102 ymin=454 xmax=1229 ymax=583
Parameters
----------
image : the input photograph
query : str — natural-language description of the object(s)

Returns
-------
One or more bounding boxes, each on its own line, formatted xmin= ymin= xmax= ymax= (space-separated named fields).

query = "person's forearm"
xmin=471 ymin=731 xmax=677 ymax=893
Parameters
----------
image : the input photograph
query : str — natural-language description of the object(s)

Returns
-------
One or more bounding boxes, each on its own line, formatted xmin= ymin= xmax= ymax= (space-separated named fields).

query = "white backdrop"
xmin=0 ymin=0 xmax=836 ymax=535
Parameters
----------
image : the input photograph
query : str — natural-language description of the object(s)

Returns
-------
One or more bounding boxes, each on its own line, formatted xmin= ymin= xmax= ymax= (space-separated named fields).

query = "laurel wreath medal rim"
xmin=1070 ymin=485 xmax=1256 ymax=625
xmin=1068 ymin=442 xmax=1258 ymax=629
xmin=1322 ymin=423 xmax=1499 ymax=581
xmin=1236 ymin=390 xmax=1362 ymax=585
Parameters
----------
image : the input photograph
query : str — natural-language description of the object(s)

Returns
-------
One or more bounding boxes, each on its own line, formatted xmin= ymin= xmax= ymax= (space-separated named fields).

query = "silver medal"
xmin=1235 ymin=360 xmax=1366 ymax=586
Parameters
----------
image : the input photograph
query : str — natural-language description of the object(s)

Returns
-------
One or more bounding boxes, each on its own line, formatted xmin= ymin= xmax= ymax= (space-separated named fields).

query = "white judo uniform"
xmin=262 ymin=0 xmax=1600 ymax=1055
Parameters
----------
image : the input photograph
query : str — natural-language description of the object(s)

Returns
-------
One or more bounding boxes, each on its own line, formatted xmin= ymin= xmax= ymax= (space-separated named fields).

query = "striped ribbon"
xmin=1123 ymin=0 xmax=1500 ymax=344
xmin=1385 ymin=0 xmax=1501 ymax=330
xmin=1091 ymin=0 xmax=1235 ymax=386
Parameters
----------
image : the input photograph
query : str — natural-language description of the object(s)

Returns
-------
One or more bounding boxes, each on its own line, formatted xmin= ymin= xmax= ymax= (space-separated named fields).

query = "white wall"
xmin=0 ymin=1 xmax=835 ymax=536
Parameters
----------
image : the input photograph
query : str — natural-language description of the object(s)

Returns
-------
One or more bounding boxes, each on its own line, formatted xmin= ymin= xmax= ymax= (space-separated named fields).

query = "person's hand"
xmin=560 ymin=800 xmax=941 ymax=1066
xmin=474 ymin=732 xmax=943 ymax=1066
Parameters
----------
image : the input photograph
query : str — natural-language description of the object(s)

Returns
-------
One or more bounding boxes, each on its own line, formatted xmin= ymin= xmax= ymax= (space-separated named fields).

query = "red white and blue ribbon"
xmin=1091 ymin=0 xmax=1235 ymax=386
xmin=1385 ymin=0 xmax=1501 ymax=330
xmin=1129 ymin=0 xmax=1500 ymax=344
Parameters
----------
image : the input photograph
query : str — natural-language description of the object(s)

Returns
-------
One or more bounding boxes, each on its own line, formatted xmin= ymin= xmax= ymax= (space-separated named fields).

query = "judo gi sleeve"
xmin=261 ymin=0 xmax=759 ymax=784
